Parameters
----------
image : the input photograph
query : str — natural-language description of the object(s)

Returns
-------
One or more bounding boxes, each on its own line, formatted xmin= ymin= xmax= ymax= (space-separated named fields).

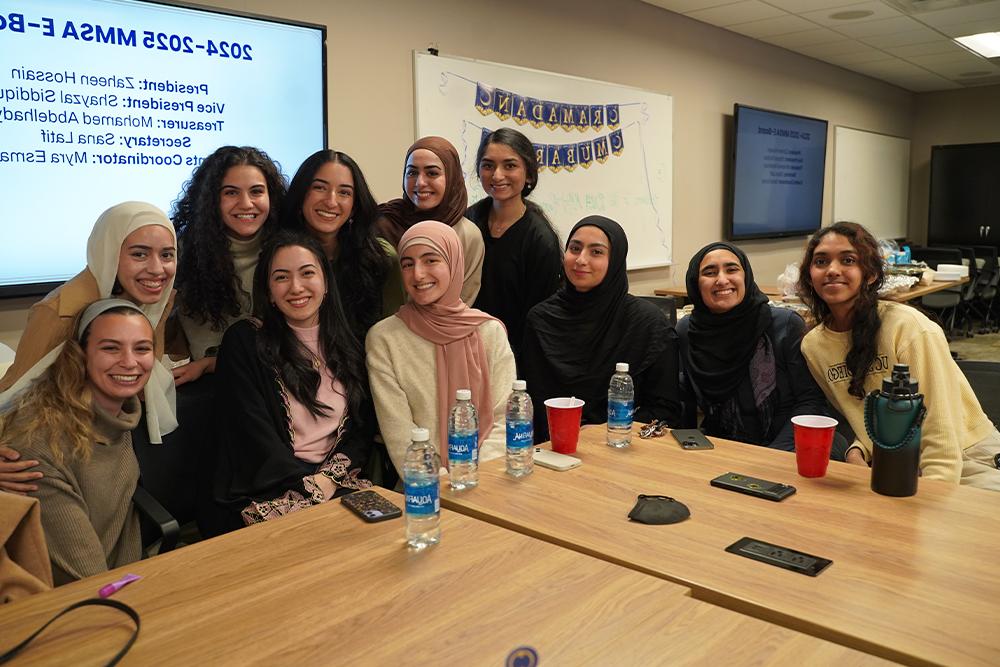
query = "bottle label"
xmin=448 ymin=432 xmax=478 ymax=462
xmin=506 ymin=420 xmax=533 ymax=450
xmin=404 ymin=480 xmax=439 ymax=516
xmin=608 ymin=399 xmax=634 ymax=428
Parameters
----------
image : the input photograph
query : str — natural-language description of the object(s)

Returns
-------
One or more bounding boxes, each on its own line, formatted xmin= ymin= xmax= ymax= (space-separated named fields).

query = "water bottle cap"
xmin=512 ymin=380 xmax=526 ymax=391
xmin=456 ymin=388 xmax=472 ymax=401
xmin=410 ymin=427 xmax=429 ymax=442
xmin=881 ymin=363 xmax=919 ymax=397
xmin=616 ymin=362 xmax=629 ymax=373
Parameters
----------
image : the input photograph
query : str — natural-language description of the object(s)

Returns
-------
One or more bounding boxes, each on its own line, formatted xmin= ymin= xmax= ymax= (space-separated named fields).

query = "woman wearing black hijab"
xmin=521 ymin=216 xmax=681 ymax=443
xmin=676 ymin=242 xmax=827 ymax=451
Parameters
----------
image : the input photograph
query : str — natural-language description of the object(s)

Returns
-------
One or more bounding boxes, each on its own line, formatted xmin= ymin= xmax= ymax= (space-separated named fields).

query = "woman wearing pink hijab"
xmin=366 ymin=221 xmax=516 ymax=476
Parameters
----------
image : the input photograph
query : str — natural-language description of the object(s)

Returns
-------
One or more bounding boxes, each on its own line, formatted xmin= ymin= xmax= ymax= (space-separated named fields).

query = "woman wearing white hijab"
xmin=0 ymin=202 xmax=178 ymax=492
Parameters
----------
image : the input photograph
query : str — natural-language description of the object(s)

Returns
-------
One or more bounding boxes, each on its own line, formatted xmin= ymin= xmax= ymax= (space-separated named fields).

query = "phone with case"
xmin=710 ymin=472 xmax=796 ymax=501
xmin=670 ymin=428 xmax=714 ymax=450
xmin=341 ymin=490 xmax=403 ymax=522
xmin=533 ymin=448 xmax=582 ymax=471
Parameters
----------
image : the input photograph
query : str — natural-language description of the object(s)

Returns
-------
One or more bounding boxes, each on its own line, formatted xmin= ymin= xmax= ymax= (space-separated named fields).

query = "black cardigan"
xmin=212 ymin=319 xmax=373 ymax=532
xmin=676 ymin=307 xmax=828 ymax=451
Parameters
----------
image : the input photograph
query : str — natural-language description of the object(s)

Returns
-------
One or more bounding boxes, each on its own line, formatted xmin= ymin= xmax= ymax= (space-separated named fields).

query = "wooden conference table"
xmin=654 ymin=277 xmax=969 ymax=305
xmin=0 ymin=492 xmax=883 ymax=665
xmin=442 ymin=425 xmax=1000 ymax=667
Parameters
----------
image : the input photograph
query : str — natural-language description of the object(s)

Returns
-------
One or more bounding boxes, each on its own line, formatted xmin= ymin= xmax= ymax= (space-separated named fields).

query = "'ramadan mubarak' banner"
xmin=475 ymin=83 xmax=621 ymax=132
xmin=479 ymin=127 xmax=624 ymax=173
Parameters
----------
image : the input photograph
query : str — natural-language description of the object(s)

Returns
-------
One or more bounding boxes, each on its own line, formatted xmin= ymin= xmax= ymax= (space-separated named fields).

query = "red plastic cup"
xmin=791 ymin=415 xmax=838 ymax=477
xmin=545 ymin=397 xmax=585 ymax=454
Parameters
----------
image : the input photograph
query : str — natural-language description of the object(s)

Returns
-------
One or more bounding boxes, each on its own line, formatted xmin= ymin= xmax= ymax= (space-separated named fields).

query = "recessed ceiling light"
xmin=955 ymin=32 xmax=1000 ymax=58
xmin=829 ymin=10 xmax=875 ymax=20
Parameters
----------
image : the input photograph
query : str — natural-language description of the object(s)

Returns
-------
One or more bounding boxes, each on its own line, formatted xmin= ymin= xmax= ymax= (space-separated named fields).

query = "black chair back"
xmin=957 ymin=360 xmax=1000 ymax=427
xmin=911 ymin=246 xmax=963 ymax=270
xmin=638 ymin=295 xmax=677 ymax=328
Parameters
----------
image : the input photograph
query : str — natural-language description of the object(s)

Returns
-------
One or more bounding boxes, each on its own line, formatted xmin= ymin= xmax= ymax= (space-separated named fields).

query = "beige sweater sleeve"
xmin=480 ymin=321 xmax=517 ymax=463
xmin=454 ymin=217 xmax=485 ymax=306
xmin=26 ymin=450 xmax=111 ymax=583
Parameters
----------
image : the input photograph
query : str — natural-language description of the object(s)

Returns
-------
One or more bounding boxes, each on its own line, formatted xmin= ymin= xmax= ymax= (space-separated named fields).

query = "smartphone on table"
xmin=341 ymin=490 xmax=403 ymax=522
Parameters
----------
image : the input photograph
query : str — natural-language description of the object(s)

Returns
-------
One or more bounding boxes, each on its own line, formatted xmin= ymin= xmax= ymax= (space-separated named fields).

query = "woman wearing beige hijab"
xmin=0 ymin=202 xmax=178 ymax=491
xmin=366 ymin=221 xmax=515 ymax=476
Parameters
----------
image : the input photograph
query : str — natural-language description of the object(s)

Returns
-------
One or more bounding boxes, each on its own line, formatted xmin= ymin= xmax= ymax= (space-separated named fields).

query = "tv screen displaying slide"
xmin=728 ymin=104 xmax=828 ymax=241
xmin=0 ymin=0 xmax=326 ymax=296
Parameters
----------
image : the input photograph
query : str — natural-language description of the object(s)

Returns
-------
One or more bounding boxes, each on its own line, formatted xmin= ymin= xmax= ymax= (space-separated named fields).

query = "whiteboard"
xmin=414 ymin=52 xmax=673 ymax=268
xmin=833 ymin=127 xmax=911 ymax=240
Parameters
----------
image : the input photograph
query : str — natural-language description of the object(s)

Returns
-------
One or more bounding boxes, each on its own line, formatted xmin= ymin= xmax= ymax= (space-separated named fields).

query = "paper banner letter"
xmin=494 ymin=89 xmax=513 ymax=121
xmin=606 ymin=104 xmax=620 ymax=129
xmin=610 ymin=128 xmax=624 ymax=156
xmin=594 ymin=136 xmax=609 ymax=163
xmin=578 ymin=141 xmax=594 ymax=169
xmin=546 ymin=144 xmax=562 ymax=172
xmin=528 ymin=98 xmax=544 ymax=128
xmin=543 ymin=101 xmax=559 ymax=130
xmin=574 ymin=105 xmax=590 ymax=132
xmin=559 ymin=104 xmax=575 ymax=132
xmin=475 ymin=83 xmax=494 ymax=116
xmin=590 ymin=105 xmax=604 ymax=130
xmin=512 ymin=95 xmax=529 ymax=125
xmin=534 ymin=143 xmax=547 ymax=170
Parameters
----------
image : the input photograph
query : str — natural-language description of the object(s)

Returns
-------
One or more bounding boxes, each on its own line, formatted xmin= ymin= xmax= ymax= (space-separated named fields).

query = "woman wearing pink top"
xmin=212 ymin=230 xmax=373 ymax=533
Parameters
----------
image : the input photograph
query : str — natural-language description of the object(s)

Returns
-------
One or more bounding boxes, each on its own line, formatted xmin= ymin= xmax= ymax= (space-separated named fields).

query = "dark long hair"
xmin=172 ymin=146 xmax=287 ymax=329
xmin=475 ymin=127 xmax=557 ymax=236
xmin=797 ymin=222 xmax=884 ymax=399
xmin=281 ymin=150 xmax=392 ymax=337
xmin=252 ymin=229 xmax=368 ymax=422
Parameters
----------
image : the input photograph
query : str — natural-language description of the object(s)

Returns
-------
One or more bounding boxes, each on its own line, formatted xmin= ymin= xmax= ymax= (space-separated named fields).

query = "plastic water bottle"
xmin=607 ymin=362 xmax=634 ymax=448
xmin=506 ymin=380 xmax=534 ymax=478
xmin=404 ymin=427 xmax=441 ymax=549
xmin=448 ymin=389 xmax=479 ymax=490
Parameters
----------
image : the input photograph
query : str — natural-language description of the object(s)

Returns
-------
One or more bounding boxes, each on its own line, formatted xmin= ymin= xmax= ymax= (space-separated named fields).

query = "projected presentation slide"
xmin=0 ymin=0 xmax=325 ymax=292
xmin=731 ymin=106 xmax=828 ymax=240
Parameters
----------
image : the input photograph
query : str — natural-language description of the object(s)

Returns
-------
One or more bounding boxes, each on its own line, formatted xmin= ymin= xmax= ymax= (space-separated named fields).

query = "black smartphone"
xmin=671 ymin=428 xmax=714 ymax=450
xmin=710 ymin=472 xmax=796 ymax=502
xmin=341 ymin=490 xmax=402 ymax=522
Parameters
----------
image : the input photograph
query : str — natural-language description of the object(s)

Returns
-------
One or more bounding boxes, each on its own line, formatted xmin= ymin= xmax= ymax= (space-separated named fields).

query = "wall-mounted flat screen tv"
xmin=728 ymin=104 xmax=828 ymax=241
xmin=0 ymin=0 xmax=326 ymax=296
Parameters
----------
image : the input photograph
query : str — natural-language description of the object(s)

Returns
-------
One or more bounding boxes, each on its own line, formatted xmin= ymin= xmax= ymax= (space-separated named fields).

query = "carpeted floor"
xmin=949 ymin=331 xmax=1000 ymax=361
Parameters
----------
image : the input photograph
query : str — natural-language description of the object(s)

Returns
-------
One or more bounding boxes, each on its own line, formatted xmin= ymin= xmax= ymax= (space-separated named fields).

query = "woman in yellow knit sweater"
xmin=797 ymin=221 xmax=1000 ymax=489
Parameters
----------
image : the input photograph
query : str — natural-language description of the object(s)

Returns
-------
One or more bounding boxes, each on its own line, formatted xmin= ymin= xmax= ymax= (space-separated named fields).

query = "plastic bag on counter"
xmin=776 ymin=263 xmax=800 ymax=299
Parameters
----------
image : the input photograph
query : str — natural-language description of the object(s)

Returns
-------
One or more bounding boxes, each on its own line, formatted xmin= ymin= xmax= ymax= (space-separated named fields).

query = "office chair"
xmin=956 ymin=360 xmax=1000 ymax=428
xmin=637 ymin=295 xmax=678 ymax=328
xmin=134 ymin=486 xmax=179 ymax=557
xmin=911 ymin=247 xmax=964 ymax=336
xmin=971 ymin=245 xmax=999 ymax=333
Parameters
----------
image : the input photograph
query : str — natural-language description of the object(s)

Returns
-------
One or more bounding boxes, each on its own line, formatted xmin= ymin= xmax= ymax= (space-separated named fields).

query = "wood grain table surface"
xmin=442 ymin=425 xmax=1000 ymax=667
xmin=0 ymin=491 xmax=886 ymax=666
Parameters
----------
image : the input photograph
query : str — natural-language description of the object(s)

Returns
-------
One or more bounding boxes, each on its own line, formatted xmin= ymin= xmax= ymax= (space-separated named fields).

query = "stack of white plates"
xmin=933 ymin=263 xmax=967 ymax=281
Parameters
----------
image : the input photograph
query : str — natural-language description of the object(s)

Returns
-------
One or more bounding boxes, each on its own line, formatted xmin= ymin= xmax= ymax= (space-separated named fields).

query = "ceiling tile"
xmin=797 ymin=39 xmax=876 ymax=57
xmin=852 ymin=58 xmax=933 ymax=76
xmin=800 ymin=1 xmax=904 ymax=27
xmin=913 ymin=2 xmax=1000 ymax=29
xmin=936 ymin=17 xmax=1000 ymax=36
xmin=763 ymin=0 xmax=865 ymax=11
xmin=727 ymin=14 xmax=819 ymax=37
xmin=826 ymin=15 xmax=930 ymax=37
xmin=687 ymin=1 xmax=786 ymax=26
xmin=922 ymin=59 xmax=1000 ymax=78
xmin=857 ymin=26 xmax=944 ymax=46
xmin=883 ymin=75 xmax=962 ymax=92
xmin=759 ymin=26 xmax=848 ymax=48
xmin=823 ymin=50 xmax=897 ymax=65
xmin=884 ymin=39 xmax=974 ymax=56
xmin=907 ymin=51 xmax=993 ymax=67
xmin=639 ymin=0 xmax=735 ymax=12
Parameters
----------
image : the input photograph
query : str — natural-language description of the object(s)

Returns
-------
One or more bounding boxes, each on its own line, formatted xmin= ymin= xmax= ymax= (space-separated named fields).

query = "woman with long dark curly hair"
xmin=281 ymin=150 xmax=404 ymax=339
xmin=212 ymin=230 xmax=374 ymax=531
xmin=169 ymin=145 xmax=286 ymax=386
xmin=798 ymin=222 xmax=1000 ymax=489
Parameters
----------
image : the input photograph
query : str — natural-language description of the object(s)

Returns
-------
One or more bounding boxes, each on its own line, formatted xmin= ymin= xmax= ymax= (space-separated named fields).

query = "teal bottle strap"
xmin=863 ymin=390 xmax=927 ymax=451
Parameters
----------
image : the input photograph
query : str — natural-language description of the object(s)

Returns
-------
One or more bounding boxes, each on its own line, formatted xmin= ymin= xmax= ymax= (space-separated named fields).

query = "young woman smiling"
xmin=0 ymin=300 xmax=156 ymax=584
xmin=366 ymin=221 xmax=515 ymax=477
xmin=521 ymin=216 xmax=681 ymax=442
xmin=466 ymin=128 xmax=562 ymax=364
xmin=676 ymin=242 xmax=828 ymax=451
xmin=212 ymin=230 xmax=374 ymax=530
xmin=282 ymin=150 xmax=404 ymax=340
xmin=798 ymin=222 xmax=1000 ymax=489
xmin=377 ymin=136 xmax=484 ymax=305
xmin=0 ymin=202 xmax=178 ymax=494
xmin=169 ymin=145 xmax=286 ymax=386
